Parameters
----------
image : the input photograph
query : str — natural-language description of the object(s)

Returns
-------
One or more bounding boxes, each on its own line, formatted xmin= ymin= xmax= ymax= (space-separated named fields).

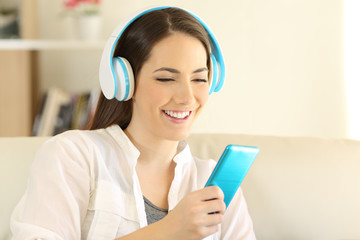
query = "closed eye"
xmin=193 ymin=79 xmax=208 ymax=83
xmin=156 ymin=78 xmax=174 ymax=82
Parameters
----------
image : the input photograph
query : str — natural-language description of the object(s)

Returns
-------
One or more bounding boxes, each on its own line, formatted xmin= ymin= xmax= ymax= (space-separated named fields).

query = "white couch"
xmin=1 ymin=134 xmax=360 ymax=240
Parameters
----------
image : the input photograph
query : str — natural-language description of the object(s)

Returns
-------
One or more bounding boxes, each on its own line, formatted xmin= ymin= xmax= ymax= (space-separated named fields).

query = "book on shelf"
xmin=32 ymin=88 xmax=100 ymax=136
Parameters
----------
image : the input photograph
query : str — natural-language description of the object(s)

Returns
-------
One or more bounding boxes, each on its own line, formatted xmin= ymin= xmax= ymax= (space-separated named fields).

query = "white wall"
xmin=344 ymin=0 xmax=360 ymax=140
xmin=36 ymin=0 xmax=347 ymax=138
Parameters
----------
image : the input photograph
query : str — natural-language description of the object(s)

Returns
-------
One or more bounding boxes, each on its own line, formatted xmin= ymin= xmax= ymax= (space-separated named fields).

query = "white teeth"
xmin=164 ymin=110 xmax=190 ymax=119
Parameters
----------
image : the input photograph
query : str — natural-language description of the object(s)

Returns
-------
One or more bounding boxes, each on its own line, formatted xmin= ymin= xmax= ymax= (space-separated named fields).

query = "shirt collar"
xmin=105 ymin=124 xmax=140 ymax=169
xmin=173 ymin=140 xmax=193 ymax=166
xmin=105 ymin=124 xmax=193 ymax=167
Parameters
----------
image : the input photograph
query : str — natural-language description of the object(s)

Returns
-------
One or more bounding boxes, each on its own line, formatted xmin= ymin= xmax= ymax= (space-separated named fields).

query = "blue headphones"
xmin=99 ymin=6 xmax=225 ymax=101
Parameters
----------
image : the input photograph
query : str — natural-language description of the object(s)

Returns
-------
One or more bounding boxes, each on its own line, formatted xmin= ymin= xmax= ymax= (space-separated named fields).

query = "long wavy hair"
xmin=89 ymin=8 xmax=211 ymax=130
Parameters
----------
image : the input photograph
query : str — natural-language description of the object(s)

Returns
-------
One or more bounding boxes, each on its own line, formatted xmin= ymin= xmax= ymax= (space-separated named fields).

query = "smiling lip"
xmin=162 ymin=110 xmax=192 ymax=123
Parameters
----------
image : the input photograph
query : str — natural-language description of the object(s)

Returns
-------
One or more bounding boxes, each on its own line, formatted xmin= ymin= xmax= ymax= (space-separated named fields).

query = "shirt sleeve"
xmin=10 ymin=133 xmax=91 ymax=240
xmin=220 ymin=187 xmax=256 ymax=240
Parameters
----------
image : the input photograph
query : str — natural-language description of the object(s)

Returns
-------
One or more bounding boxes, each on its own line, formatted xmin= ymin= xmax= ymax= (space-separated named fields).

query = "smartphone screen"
xmin=204 ymin=144 xmax=259 ymax=208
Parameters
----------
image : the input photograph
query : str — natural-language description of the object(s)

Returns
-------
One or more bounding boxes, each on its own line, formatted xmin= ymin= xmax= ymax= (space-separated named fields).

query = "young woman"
xmin=11 ymin=7 xmax=255 ymax=240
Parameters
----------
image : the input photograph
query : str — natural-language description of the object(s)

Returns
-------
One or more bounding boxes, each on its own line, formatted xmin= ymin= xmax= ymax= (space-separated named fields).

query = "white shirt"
xmin=11 ymin=125 xmax=256 ymax=240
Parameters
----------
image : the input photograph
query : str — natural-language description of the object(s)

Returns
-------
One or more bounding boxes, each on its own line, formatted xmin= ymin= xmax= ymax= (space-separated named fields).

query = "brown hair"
xmin=89 ymin=7 xmax=211 ymax=130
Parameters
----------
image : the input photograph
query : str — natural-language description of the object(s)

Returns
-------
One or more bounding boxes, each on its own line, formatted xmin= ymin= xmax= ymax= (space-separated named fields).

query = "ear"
xmin=132 ymin=81 xmax=137 ymax=100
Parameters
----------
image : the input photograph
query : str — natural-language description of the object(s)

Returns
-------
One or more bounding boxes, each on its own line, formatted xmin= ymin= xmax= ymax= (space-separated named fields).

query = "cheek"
xmin=145 ymin=84 xmax=170 ymax=106
xmin=197 ymin=85 xmax=210 ymax=106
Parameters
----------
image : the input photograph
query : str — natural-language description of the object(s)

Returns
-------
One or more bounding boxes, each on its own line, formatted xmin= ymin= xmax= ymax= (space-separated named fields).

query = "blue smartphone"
xmin=204 ymin=144 xmax=259 ymax=208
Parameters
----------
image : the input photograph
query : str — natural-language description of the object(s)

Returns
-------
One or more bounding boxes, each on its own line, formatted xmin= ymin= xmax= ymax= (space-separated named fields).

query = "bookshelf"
xmin=0 ymin=0 xmax=105 ymax=136
xmin=0 ymin=50 xmax=33 ymax=136
xmin=0 ymin=40 xmax=104 ymax=137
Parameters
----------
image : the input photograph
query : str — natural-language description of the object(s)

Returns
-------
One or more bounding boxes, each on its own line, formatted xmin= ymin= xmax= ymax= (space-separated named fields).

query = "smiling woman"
xmin=126 ymin=32 xmax=209 ymax=142
xmin=10 ymin=6 xmax=255 ymax=240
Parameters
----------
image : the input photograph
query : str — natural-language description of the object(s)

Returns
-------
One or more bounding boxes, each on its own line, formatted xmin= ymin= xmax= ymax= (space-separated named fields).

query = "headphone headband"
xmin=99 ymin=6 xmax=225 ymax=101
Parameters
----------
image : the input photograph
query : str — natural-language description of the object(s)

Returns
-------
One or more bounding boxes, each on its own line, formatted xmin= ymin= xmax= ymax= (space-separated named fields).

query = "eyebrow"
xmin=153 ymin=67 xmax=208 ymax=74
xmin=193 ymin=67 xmax=209 ymax=73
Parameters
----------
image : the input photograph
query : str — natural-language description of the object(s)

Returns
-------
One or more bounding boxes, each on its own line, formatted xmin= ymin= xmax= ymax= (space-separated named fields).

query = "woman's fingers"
xmin=199 ymin=185 xmax=225 ymax=202
xmin=160 ymin=186 xmax=226 ymax=240
xmin=195 ymin=186 xmax=226 ymax=215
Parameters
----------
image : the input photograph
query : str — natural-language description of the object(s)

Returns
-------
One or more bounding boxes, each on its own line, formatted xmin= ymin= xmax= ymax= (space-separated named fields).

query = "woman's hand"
xmin=114 ymin=186 xmax=225 ymax=240
xmin=160 ymin=186 xmax=226 ymax=240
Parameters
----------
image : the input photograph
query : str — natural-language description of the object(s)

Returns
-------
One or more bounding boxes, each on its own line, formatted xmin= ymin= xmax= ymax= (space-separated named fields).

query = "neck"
xmin=124 ymin=127 xmax=179 ymax=167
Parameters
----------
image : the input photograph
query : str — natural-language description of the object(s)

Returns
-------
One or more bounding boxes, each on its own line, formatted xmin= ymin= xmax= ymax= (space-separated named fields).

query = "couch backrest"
xmin=187 ymin=134 xmax=360 ymax=240
xmin=0 ymin=137 xmax=49 ymax=240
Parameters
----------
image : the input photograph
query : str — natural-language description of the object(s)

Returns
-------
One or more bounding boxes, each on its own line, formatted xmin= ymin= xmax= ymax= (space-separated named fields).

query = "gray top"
xmin=143 ymin=196 xmax=168 ymax=225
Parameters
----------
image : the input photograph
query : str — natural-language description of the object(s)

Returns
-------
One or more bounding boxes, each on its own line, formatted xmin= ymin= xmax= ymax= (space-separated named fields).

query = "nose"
xmin=174 ymin=80 xmax=195 ymax=106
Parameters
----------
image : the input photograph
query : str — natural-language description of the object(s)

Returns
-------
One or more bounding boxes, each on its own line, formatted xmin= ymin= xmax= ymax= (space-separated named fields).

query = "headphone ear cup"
xmin=112 ymin=57 xmax=135 ymax=101
xmin=209 ymin=54 xmax=219 ymax=95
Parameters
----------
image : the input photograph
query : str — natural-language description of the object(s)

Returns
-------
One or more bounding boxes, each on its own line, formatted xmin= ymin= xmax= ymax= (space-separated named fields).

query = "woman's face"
xmin=128 ymin=32 xmax=209 ymax=141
